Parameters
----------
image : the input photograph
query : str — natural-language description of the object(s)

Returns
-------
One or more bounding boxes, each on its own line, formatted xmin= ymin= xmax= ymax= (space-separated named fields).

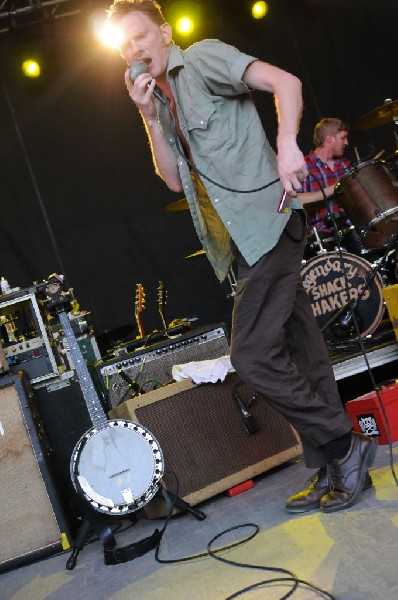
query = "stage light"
xmin=166 ymin=2 xmax=200 ymax=40
xmin=88 ymin=10 xmax=122 ymax=50
xmin=22 ymin=59 xmax=40 ymax=78
xmin=176 ymin=16 xmax=194 ymax=36
xmin=252 ymin=1 xmax=268 ymax=19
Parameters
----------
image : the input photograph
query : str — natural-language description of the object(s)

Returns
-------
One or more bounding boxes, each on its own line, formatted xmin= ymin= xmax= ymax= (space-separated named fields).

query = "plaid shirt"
xmin=299 ymin=151 xmax=351 ymax=230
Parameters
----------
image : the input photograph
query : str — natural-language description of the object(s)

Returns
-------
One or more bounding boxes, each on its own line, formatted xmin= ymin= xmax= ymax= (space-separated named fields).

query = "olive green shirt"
xmin=156 ymin=40 xmax=302 ymax=281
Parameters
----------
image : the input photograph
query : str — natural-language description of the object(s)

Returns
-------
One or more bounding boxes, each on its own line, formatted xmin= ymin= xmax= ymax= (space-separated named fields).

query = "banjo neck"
xmin=58 ymin=310 xmax=107 ymax=430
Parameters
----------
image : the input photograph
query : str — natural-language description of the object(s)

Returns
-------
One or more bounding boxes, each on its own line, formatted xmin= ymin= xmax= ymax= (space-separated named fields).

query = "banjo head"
xmin=71 ymin=419 xmax=164 ymax=515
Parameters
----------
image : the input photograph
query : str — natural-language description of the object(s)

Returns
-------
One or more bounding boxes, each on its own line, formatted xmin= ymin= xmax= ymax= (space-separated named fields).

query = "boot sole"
xmin=285 ymin=501 xmax=322 ymax=514
xmin=320 ymin=438 xmax=377 ymax=513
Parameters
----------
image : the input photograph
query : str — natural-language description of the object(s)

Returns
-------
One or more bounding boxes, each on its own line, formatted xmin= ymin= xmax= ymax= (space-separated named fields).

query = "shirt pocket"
xmin=184 ymin=100 xmax=228 ymax=156
xmin=184 ymin=100 xmax=215 ymax=133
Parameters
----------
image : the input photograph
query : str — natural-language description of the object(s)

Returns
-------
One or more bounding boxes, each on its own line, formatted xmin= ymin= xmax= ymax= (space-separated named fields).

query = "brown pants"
xmin=230 ymin=210 xmax=353 ymax=468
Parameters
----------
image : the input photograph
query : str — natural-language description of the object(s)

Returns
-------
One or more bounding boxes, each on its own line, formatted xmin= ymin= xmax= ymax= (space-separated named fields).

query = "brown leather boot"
xmin=320 ymin=432 xmax=377 ymax=513
xmin=285 ymin=467 xmax=329 ymax=513
xmin=286 ymin=465 xmax=373 ymax=514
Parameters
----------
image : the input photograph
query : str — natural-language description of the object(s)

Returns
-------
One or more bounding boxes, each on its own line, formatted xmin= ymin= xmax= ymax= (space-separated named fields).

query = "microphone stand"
xmin=322 ymin=232 xmax=398 ymax=339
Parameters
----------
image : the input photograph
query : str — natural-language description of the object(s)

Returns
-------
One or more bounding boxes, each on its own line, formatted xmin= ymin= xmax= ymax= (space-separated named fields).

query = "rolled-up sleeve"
xmin=186 ymin=40 xmax=257 ymax=95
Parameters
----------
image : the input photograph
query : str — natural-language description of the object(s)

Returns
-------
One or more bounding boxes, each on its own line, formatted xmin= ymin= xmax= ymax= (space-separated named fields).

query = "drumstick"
xmin=354 ymin=147 xmax=361 ymax=161
xmin=373 ymin=149 xmax=385 ymax=160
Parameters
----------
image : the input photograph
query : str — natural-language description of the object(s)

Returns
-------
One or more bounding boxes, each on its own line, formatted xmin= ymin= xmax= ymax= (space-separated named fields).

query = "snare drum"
xmin=300 ymin=251 xmax=384 ymax=339
xmin=335 ymin=159 xmax=398 ymax=246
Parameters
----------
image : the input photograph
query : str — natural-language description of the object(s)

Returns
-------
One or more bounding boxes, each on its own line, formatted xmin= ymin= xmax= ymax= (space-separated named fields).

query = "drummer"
xmin=297 ymin=117 xmax=351 ymax=232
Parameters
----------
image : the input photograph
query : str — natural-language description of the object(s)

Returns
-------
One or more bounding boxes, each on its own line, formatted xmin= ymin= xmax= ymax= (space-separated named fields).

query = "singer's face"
xmin=118 ymin=12 xmax=172 ymax=81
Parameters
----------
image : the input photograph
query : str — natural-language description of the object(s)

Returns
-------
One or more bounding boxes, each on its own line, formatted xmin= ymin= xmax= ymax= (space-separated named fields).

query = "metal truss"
xmin=0 ymin=0 xmax=103 ymax=33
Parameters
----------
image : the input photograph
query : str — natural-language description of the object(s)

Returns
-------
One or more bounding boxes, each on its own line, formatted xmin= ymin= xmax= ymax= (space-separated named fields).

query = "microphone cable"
xmin=129 ymin=60 xmax=280 ymax=194
xmin=162 ymin=95 xmax=280 ymax=194
xmin=154 ymin=471 xmax=335 ymax=599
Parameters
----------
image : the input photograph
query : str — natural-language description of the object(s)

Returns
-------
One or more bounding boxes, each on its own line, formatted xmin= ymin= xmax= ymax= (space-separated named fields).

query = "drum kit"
xmin=302 ymin=99 xmax=398 ymax=343
xmin=165 ymin=99 xmax=398 ymax=343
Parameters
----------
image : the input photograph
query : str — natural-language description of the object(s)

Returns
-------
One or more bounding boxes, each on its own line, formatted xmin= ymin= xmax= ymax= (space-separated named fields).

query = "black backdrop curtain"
xmin=0 ymin=0 xmax=396 ymax=346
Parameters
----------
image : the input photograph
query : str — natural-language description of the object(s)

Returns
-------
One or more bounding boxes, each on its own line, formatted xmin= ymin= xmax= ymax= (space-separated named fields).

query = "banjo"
xmin=46 ymin=276 xmax=164 ymax=515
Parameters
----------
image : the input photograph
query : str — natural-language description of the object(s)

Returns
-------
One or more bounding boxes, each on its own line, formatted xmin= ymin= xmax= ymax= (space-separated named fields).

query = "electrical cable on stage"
xmin=154 ymin=472 xmax=336 ymax=599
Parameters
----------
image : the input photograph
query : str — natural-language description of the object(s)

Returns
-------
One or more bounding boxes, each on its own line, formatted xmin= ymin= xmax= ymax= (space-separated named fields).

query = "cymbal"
xmin=353 ymin=99 xmax=398 ymax=130
xmin=184 ymin=249 xmax=206 ymax=259
xmin=165 ymin=198 xmax=189 ymax=211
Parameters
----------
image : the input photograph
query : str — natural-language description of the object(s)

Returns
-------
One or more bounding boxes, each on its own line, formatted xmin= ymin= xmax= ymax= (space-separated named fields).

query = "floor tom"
xmin=335 ymin=160 xmax=398 ymax=246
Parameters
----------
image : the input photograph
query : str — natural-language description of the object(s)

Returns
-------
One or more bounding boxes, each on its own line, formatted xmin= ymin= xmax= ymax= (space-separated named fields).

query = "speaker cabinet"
xmin=96 ymin=324 xmax=230 ymax=410
xmin=0 ymin=374 xmax=71 ymax=573
xmin=32 ymin=372 xmax=94 ymax=522
xmin=109 ymin=372 xmax=302 ymax=508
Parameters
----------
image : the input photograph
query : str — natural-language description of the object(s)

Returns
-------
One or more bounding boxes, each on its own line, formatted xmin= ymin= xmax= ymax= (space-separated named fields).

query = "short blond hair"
xmin=107 ymin=0 xmax=165 ymax=26
xmin=313 ymin=118 xmax=349 ymax=147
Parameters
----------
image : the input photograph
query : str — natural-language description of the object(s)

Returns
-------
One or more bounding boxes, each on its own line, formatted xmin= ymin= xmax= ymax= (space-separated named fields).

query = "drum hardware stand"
xmin=309 ymin=226 xmax=328 ymax=255
xmin=322 ymin=233 xmax=398 ymax=340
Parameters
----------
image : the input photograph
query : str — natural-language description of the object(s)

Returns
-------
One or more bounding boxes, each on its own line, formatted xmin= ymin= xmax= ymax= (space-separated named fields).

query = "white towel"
xmin=172 ymin=355 xmax=235 ymax=384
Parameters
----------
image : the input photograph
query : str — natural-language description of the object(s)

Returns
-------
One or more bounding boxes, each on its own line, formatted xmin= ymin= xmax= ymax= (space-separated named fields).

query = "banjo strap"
xmin=104 ymin=528 xmax=163 ymax=565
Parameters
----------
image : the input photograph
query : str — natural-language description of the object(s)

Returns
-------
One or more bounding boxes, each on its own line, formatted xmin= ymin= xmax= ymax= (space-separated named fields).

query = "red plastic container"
xmin=345 ymin=381 xmax=398 ymax=445
xmin=226 ymin=480 xmax=255 ymax=497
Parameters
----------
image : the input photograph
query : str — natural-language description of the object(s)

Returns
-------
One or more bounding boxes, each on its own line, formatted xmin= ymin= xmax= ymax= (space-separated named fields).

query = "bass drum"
xmin=300 ymin=252 xmax=384 ymax=339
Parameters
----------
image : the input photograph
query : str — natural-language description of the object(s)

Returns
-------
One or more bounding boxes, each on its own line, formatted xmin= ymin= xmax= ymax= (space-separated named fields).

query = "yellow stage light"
xmin=89 ymin=11 xmax=122 ymax=50
xmin=252 ymin=1 xmax=268 ymax=20
xmin=176 ymin=16 xmax=194 ymax=36
xmin=167 ymin=2 xmax=199 ymax=40
xmin=22 ymin=60 xmax=40 ymax=78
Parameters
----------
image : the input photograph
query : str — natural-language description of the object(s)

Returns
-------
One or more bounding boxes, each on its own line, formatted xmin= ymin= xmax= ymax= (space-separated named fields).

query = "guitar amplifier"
xmin=109 ymin=372 xmax=302 ymax=510
xmin=95 ymin=324 xmax=230 ymax=410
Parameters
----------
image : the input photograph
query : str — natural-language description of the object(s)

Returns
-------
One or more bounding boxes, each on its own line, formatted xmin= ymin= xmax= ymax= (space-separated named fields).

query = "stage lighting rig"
xmin=0 ymin=0 xmax=107 ymax=33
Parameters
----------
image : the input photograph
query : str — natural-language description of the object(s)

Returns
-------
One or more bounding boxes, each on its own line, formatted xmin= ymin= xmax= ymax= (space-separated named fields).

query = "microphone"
xmin=330 ymin=299 xmax=363 ymax=339
xmin=233 ymin=384 xmax=258 ymax=435
xmin=129 ymin=59 xmax=166 ymax=105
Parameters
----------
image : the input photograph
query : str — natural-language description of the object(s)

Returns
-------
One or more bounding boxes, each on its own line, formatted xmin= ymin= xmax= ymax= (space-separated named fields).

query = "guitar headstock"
xmin=134 ymin=283 xmax=146 ymax=338
xmin=135 ymin=283 xmax=145 ymax=315
xmin=157 ymin=281 xmax=167 ymax=307
xmin=157 ymin=281 xmax=168 ymax=330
